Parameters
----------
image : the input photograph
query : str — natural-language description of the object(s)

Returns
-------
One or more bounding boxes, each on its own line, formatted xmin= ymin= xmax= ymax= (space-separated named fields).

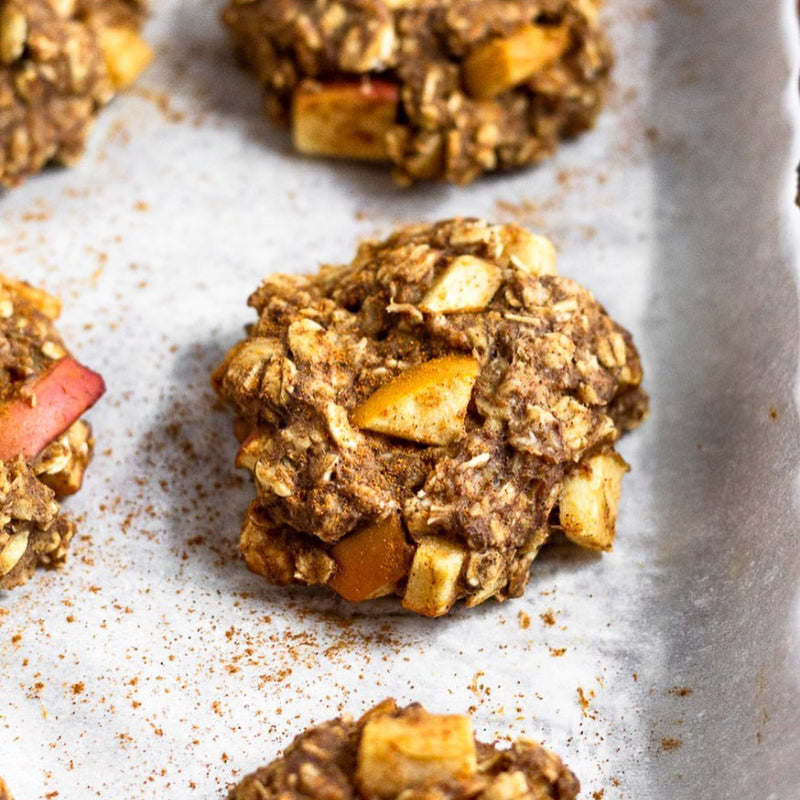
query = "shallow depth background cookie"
xmin=222 ymin=0 xmax=611 ymax=185
xmin=0 ymin=0 xmax=152 ymax=188
xmin=226 ymin=699 xmax=580 ymax=800
xmin=0 ymin=276 xmax=105 ymax=590
xmin=213 ymin=218 xmax=648 ymax=616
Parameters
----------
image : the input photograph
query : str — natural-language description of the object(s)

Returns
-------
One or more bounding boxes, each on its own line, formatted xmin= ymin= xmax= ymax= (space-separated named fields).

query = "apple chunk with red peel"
xmin=351 ymin=356 xmax=479 ymax=446
xmin=464 ymin=23 xmax=570 ymax=100
xmin=0 ymin=357 xmax=106 ymax=461
xmin=328 ymin=515 xmax=413 ymax=602
xmin=293 ymin=80 xmax=399 ymax=161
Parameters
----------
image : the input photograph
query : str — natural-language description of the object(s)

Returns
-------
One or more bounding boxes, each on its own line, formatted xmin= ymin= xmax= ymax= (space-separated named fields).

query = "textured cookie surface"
xmin=213 ymin=219 xmax=648 ymax=616
xmin=0 ymin=276 xmax=104 ymax=590
xmin=0 ymin=0 xmax=151 ymax=187
xmin=226 ymin=700 xmax=580 ymax=800
xmin=223 ymin=0 xmax=611 ymax=184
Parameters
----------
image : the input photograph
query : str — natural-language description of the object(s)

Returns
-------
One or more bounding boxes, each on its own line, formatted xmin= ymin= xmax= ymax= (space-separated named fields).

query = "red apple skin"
xmin=0 ymin=357 xmax=106 ymax=461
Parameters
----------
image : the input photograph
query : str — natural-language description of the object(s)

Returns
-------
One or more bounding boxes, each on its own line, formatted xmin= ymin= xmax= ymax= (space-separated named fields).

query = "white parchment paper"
xmin=1 ymin=1 xmax=798 ymax=798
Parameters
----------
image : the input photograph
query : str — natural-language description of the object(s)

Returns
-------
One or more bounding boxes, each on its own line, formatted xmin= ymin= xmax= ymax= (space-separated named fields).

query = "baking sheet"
xmin=1 ymin=1 xmax=799 ymax=798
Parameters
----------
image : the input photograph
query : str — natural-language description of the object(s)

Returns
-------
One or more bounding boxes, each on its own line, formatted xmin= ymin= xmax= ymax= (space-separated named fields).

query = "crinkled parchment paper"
xmin=1 ymin=1 xmax=798 ymax=798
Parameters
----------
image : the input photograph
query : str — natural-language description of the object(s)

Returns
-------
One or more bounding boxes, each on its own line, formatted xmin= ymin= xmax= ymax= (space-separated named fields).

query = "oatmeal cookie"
xmin=213 ymin=219 xmax=648 ymax=616
xmin=226 ymin=699 xmax=580 ymax=800
xmin=222 ymin=0 xmax=611 ymax=185
xmin=0 ymin=275 xmax=105 ymax=590
xmin=0 ymin=0 xmax=152 ymax=188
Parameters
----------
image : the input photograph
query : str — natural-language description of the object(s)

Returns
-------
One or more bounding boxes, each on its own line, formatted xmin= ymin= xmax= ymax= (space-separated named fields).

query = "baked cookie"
xmin=0 ymin=0 xmax=152 ymax=188
xmin=213 ymin=219 xmax=648 ymax=616
xmin=0 ymin=778 xmax=12 ymax=800
xmin=222 ymin=0 xmax=611 ymax=185
xmin=0 ymin=275 xmax=105 ymax=590
xmin=226 ymin=699 xmax=580 ymax=800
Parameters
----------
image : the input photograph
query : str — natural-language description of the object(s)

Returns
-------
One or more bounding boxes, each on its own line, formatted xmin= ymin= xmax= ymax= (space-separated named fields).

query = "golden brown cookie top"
xmin=214 ymin=219 xmax=647 ymax=615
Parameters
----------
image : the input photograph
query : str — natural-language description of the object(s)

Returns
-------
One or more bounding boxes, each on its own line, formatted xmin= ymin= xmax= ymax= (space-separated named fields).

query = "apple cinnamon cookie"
xmin=0 ymin=276 xmax=105 ymax=590
xmin=222 ymin=0 xmax=611 ymax=185
xmin=226 ymin=699 xmax=580 ymax=800
xmin=0 ymin=0 xmax=153 ymax=188
xmin=213 ymin=219 xmax=648 ymax=616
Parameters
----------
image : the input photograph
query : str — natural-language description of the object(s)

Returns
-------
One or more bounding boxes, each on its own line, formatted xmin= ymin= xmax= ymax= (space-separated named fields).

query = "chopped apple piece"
xmin=0 ymin=357 xmax=106 ymax=461
xmin=0 ymin=531 xmax=28 ymax=577
xmin=97 ymin=25 xmax=153 ymax=91
xmin=328 ymin=515 xmax=412 ymax=602
xmin=0 ymin=276 xmax=61 ymax=319
xmin=419 ymin=256 xmax=503 ymax=314
xmin=501 ymin=229 xmax=557 ymax=277
xmin=464 ymin=23 xmax=570 ymax=100
xmin=293 ymin=80 xmax=399 ymax=162
xmin=559 ymin=453 xmax=628 ymax=551
xmin=357 ymin=710 xmax=477 ymax=798
xmin=351 ymin=356 xmax=479 ymax=446
xmin=402 ymin=536 xmax=466 ymax=617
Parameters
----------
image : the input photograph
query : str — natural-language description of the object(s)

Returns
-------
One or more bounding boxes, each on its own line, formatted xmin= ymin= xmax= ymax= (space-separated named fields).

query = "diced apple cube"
xmin=402 ymin=536 xmax=466 ymax=617
xmin=328 ymin=515 xmax=412 ymax=602
xmin=464 ymin=23 xmax=570 ymax=100
xmin=293 ymin=80 xmax=399 ymax=162
xmin=501 ymin=229 xmax=557 ymax=277
xmin=0 ymin=276 xmax=61 ymax=319
xmin=559 ymin=453 xmax=628 ymax=551
xmin=357 ymin=710 xmax=477 ymax=797
xmin=419 ymin=255 xmax=503 ymax=314
xmin=351 ymin=356 xmax=479 ymax=446
xmin=98 ymin=26 xmax=153 ymax=91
